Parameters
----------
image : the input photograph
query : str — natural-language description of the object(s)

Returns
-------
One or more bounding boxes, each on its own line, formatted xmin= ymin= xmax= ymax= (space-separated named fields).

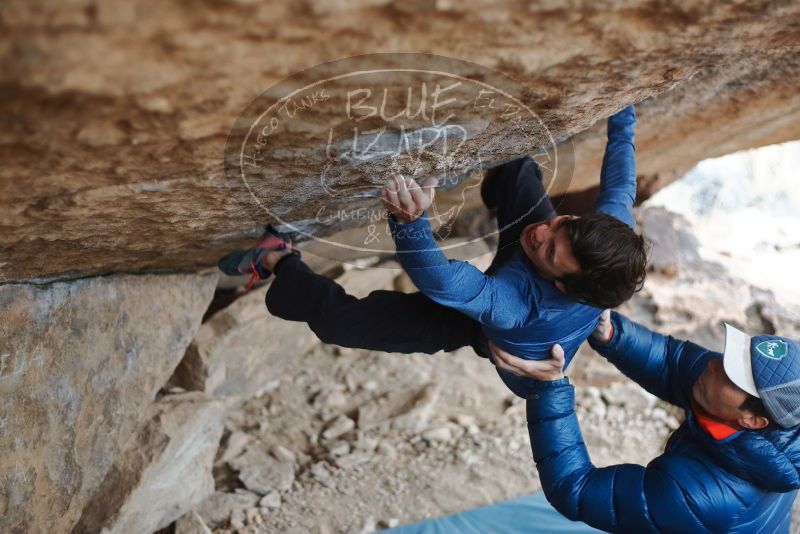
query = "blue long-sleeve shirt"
xmin=388 ymin=106 xmax=638 ymax=396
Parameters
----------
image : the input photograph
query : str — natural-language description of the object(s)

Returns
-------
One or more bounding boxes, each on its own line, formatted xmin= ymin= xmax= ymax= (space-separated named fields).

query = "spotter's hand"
xmin=381 ymin=176 xmax=437 ymax=224
xmin=490 ymin=341 xmax=566 ymax=381
xmin=592 ymin=309 xmax=614 ymax=344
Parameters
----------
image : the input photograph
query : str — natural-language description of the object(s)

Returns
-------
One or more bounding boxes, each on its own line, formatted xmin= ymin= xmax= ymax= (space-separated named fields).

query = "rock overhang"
xmin=2 ymin=0 xmax=800 ymax=283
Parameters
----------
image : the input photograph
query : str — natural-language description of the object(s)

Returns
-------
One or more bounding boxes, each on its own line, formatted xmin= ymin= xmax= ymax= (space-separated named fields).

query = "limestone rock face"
xmin=0 ymin=273 xmax=217 ymax=534
xmin=2 ymin=0 xmax=800 ymax=282
xmin=569 ymin=51 xmax=800 ymax=198
xmin=168 ymin=284 xmax=318 ymax=401
xmin=87 ymin=393 xmax=225 ymax=534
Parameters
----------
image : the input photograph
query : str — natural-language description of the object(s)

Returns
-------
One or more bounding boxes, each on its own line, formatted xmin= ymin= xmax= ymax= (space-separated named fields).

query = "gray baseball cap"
xmin=723 ymin=323 xmax=800 ymax=428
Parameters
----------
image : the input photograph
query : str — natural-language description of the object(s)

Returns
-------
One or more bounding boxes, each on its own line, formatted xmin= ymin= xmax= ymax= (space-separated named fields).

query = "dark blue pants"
xmin=265 ymin=158 xmax=556 ymax=392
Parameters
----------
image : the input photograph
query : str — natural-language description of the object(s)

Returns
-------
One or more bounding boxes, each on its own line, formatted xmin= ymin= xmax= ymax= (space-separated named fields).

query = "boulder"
xmin=357 ymin=383 xmax=440 ymax=433
xmin=218 ymin=431 xmax=252 ymax=464
xmin=195 ymin=491 xmax=260 ymax=529
xmin=259 ymin=491 xmax=281 ymax=510
xmin=421 ymin=425 xmax=455 ymax=444
xmin=167 ymin=284 xmax=318 ymax=401
xmin=321 ymin=415 xmax=356 ymax=441
xmin=636 ymin=206 xmax=703 ymax=276
xmin=76 ymin=393 xmax=225 ymax=534
xmin=174 ymin=511 xmax=213 ymax=534
xmin=228 ymin=444 xmax=273 ymax=472
xmin=238 ymin=459 xmax=296 ymax=495
xmin=0 ymin=272 xmax=217 ymax=533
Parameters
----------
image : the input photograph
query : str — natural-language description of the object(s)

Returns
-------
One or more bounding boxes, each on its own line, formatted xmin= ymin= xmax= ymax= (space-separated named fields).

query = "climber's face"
xmin=692 ymin=358 xmax=769 ymax=430
xmin=520 ymin=216 xmax=581 ymax=288
xmin=693 ymin=358 xmax=750 ymax=423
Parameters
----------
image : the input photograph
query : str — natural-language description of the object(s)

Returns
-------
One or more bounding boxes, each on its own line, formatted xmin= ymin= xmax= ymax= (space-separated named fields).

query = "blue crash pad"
xmin=386 ymin=492 xmax=603 ymax=534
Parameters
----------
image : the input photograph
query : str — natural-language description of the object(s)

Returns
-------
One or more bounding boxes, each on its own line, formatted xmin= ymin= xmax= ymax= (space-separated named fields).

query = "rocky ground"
xmin=180 ymin=288 xmax=680 ymax=534
xmin=165 ymin=207 xmax=800 ymax=534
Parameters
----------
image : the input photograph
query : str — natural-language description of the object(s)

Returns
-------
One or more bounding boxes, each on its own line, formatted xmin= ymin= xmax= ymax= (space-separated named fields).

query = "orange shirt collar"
xmin=692 ymin=400 xmax=739 ymax=440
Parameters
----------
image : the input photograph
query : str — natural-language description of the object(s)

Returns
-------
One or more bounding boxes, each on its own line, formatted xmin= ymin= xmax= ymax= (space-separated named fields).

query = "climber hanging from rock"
xmin=218 ymin=105 xmax=647 ymax=398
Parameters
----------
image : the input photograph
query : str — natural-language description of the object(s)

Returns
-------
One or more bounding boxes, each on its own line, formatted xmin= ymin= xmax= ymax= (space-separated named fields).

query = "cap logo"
xmin=755 ymin=340 xmax=789 ymax=360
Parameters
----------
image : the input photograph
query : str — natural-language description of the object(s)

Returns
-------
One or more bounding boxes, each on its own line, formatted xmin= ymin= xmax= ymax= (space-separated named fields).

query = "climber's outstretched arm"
xmin=382 ymin=177 xmax=535 ymax=329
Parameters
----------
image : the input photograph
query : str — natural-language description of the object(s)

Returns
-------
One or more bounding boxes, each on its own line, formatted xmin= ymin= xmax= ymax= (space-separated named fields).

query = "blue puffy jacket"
xmin=527 ymin=312 xmax=800 ymax=533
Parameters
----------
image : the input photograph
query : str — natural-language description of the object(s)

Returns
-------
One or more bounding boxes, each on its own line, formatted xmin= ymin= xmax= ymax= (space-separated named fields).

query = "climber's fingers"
xmin=407 ymin=178 xmax=430 ymax=213
xmin=383 ymin=179 xmax=401 ymax=216
xmin=395 ymin=176 xmax=416 ymax=217
xmin=420 ymin=176 xmax=437 ymax=202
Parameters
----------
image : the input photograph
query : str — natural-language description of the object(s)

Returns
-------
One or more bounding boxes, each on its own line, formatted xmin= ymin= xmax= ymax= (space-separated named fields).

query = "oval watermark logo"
xmin=224 ymin=53 xmax=574 ymax=264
